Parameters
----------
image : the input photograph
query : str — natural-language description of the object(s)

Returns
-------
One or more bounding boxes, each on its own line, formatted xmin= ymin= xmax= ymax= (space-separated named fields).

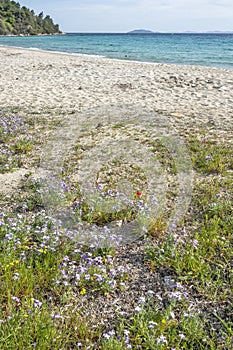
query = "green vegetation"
xmin=0 ymin=111 xmax=37 ymax=173
xmin=0 ymin=0 xmax=61 ymax=35
xmin=0 ymin=109 xmax=232 ymax=349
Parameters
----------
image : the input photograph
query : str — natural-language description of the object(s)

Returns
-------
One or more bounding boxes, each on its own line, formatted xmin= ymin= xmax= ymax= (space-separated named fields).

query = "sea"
xmin=0 ymin=33 xmax=233 ymax=69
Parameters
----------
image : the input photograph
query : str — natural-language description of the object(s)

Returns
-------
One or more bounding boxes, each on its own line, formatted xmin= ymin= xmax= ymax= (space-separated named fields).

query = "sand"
xmin=0 ymin=46 xmax=232 ymax=135
xmin=0 ymin=45 xmax=232 ymax=195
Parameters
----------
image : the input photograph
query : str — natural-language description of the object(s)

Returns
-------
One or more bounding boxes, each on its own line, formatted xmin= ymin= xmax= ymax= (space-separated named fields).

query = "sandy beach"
xmin=0 ymin=46 xmax=233 ymax=138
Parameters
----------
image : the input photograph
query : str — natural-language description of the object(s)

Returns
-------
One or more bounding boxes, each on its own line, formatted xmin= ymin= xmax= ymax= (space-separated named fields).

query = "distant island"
xmin=0 ymin=0 xmax=61 ymax=35
xmin=128 ymin=29 xmax=154 ymax=34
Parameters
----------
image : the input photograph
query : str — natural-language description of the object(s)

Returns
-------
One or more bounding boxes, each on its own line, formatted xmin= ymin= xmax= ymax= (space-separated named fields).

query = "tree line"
xmin=0 ymin=0 xmax=61 ymax=35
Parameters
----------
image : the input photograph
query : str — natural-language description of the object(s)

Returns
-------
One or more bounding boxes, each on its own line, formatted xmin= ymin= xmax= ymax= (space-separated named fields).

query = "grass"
xmin=188 ymin=136 xmax=233 ymax=175
xmin=0 ymin=111 xmax=34 ymax=173
xmin=0 ymin=109 xmax=232 ymax=349
xmin=101 ymin=301 xmax=222 ymax=349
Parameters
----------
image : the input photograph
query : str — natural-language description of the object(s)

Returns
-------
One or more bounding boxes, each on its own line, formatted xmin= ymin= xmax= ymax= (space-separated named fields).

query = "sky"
xmin=20 ymin=0 xmax=233 ymax=33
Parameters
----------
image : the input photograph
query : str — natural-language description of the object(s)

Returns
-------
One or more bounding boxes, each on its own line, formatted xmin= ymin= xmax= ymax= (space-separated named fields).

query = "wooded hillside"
xmin=0 ymin=0 xmax=61 ymax=35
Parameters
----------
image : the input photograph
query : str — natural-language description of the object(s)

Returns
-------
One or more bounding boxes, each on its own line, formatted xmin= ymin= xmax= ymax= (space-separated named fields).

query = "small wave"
xmin=70 ymin=52 xmax=106 ymax=58
xmin=28 ymin=47 xmax=40 ymax=50
xmin=0 ymin=43 xmax=106 ymax=58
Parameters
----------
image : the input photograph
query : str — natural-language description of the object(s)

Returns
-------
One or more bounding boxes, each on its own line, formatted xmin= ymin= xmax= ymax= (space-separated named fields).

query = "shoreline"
xmin=0 ymin=33 xmax=64 ymax=37
xmin=0 ymin=43 xmax=232 ymax=71
xmin=0 ymin=44 xmax=107 ymax=60
xmin=0 ymin=41 xmax=233 ymax=71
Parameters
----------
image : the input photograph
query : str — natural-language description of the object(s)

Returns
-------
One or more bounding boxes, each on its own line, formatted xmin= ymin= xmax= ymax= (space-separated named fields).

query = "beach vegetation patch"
xmin=188 ymin=136 xmax=232 ymax=175
xmin=0 ymin=107 xmax=232 ymax=348
xmin=0 ymin=110 xmax=36 ymax=172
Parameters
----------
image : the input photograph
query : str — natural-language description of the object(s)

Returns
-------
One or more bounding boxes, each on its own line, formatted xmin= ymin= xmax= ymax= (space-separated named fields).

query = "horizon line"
xmin=64 ymin=31 xmax=233 ymax=34
xmin=63 ymin=29 xmax=233 ymax=34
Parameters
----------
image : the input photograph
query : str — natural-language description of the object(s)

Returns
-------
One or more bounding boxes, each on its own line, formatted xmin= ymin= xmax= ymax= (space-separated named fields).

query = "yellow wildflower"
xmin=80 ymin=287 xmax=86 ymax=295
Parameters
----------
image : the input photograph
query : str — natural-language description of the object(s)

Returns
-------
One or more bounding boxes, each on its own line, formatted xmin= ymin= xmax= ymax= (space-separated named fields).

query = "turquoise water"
xmin=0 ymin=33 xmax=233 ymax=69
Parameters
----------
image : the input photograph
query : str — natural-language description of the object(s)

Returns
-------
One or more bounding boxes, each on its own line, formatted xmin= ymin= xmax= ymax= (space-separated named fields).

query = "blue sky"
xmin=20 ymin=1 xmax=233 ymax=32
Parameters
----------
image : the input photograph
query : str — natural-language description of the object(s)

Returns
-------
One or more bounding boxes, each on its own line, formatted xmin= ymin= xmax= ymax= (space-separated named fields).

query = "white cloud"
xmin=210 ymin=0 xmax=233 ymax=6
